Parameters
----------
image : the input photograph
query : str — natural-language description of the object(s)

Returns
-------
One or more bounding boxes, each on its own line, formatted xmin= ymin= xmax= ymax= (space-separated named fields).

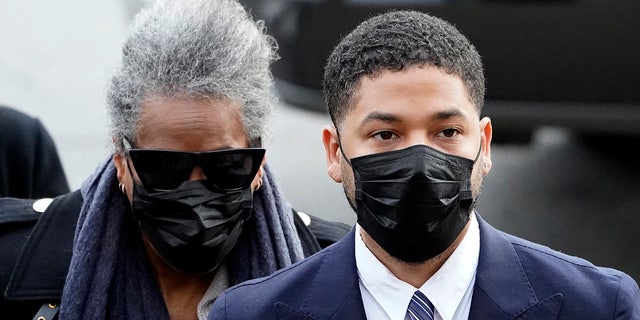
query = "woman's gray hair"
xmin=108 ymin=0 xmax=278 ymax=153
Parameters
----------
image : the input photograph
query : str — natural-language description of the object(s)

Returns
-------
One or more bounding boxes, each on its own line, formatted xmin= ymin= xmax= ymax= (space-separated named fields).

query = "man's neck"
xmin=360 ymin=221 xmax=471 ymax=288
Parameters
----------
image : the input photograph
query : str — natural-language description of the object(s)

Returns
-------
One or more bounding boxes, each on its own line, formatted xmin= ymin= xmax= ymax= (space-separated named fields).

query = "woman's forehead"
xmin=135 ymin=97 xmax=248 ymax=151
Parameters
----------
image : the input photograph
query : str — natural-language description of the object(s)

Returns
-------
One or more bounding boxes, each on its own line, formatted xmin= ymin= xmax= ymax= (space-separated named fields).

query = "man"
xmin=0 ymin=105 xmax=69 ymax=198
xmin=0 ymin=1 xmax=347 ymax=319
xmin=209 ymin=10 xmax=640 ymax=319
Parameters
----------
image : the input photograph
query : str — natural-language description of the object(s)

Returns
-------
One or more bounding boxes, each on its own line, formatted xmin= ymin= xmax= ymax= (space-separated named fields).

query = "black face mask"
xmin=347 ymin=144 xmax=478 ymax=263
xmin=130 ymin=180 xmax=253 ymax=274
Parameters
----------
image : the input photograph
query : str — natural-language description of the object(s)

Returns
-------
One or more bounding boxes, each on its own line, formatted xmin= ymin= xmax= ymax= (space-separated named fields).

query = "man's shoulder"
xmin=507 ymin=232 xmax=629 ymax=278
xmin=473 ymin=217 xmax=639 ymax=318
xmin=501 ymin=231 xmax=640 ymax=312
xmin=231 ymin=242 xmax=334 ymax=294
xmin=213 ymin=247 xmax=331 ymax=318
xmin=0 ymin=197 xmax=41 ymax=291
xmin=480 ymin=215 xmax=636 ymax=286
xmin=0 ymin=196 xmax=44 ymax=284
xmin=0 ymin=196 xmax=54 ymax=319
xmin=0 ymin=197 xmax=40 ymax=223
xmin=0 ymin=190 xmax=83 ymax=319
xmin=212 ymin=230 xmax=358 ymax=319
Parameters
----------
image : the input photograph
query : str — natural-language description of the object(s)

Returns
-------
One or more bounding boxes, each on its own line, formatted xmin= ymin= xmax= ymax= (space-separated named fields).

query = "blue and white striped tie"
xmin=405 ymin=290 xmax=434 ymax=320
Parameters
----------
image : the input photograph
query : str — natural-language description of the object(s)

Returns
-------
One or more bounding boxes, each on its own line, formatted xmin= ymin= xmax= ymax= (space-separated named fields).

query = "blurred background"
xmin=1 ymin=0 xmax=638 ymax=282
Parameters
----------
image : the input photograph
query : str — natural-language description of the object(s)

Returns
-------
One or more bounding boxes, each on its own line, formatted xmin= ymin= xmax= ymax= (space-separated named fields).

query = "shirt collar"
xmin=355 ymin=213 xmax=480 ymax=320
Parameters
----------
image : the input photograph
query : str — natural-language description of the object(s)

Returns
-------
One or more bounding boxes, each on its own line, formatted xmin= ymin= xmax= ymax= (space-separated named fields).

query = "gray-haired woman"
xmin=0 ymin=1 xmax=348 ymax=319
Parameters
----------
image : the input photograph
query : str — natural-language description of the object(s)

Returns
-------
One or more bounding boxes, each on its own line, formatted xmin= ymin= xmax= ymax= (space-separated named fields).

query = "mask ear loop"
xmin=335 ymin=127 xmax=353 ymax=167
xmin=474 ymin=139 xmax=483 ymax=163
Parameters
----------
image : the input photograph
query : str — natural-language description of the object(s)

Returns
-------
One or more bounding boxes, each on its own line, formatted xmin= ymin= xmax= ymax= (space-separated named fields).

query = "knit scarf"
xmin=59 ymin=157 xmax=304 ymax=319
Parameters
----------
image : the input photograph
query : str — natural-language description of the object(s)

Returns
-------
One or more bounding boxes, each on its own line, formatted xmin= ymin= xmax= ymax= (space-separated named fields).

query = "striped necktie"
xmin=405 ymin=290 xmax=435 ymax=320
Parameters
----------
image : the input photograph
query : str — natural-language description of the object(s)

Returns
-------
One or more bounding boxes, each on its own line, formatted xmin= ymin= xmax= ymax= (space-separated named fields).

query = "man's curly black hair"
xmin=323 ymin=10 xmax=485 ymax=127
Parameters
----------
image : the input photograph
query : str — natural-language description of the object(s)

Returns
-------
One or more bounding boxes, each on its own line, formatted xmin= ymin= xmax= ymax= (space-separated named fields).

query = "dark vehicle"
xmin=241 ymin=0 xmax=640 ymax=144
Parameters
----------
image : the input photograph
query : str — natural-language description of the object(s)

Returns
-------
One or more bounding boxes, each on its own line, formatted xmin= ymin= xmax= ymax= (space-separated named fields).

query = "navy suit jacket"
xmin=210 ymin=214 xmax=640 ymax=319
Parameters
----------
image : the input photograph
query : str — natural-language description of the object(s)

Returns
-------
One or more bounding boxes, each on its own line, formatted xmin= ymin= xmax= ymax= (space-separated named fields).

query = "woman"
xmin=0 ymin=0 xmax=348 ymax=319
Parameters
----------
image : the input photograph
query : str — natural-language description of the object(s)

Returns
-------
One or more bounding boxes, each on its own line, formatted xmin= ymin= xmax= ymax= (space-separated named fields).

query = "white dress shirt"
xmin=355 ymin=213 xmax=480 ymax=320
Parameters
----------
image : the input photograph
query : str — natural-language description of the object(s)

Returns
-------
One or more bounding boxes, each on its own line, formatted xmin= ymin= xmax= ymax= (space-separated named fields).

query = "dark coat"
xmin=0 ymin=190 xmax=350 ymax=320
xmin=0 ymin=105 xmax=70 ymax=198
xmin=210 ymin=214 xmax=640 ymax=319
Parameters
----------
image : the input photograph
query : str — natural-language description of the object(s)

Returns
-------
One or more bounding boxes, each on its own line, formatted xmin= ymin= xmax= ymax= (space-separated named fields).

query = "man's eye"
xmin=441 ymin=128 xmax=459 ymax=138
xmin=373 ymin=131 xmax=396 ymax=140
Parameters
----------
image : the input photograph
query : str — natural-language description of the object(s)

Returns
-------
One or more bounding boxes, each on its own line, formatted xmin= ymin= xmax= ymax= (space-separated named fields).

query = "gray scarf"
xmin=60 ymin=157 xmax=304 ymax=319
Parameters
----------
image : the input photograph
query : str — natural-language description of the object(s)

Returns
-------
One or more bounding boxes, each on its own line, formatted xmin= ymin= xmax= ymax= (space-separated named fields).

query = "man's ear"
xmin=322 ymin=125 xmax=343 ymax=183
xmin=480 ymin=117 xmax=493 ymax=174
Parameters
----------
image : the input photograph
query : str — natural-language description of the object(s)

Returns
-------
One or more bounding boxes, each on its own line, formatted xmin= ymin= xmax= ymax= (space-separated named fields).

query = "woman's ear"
xmin=252 ymin=153 xmax=267 ymax=191
xmin=112 ymin=136 xmax=133 ymax=199
xmin=322 ymin=125 xmax=343 ymax=183
xmin=113 ymin=153 xmax=125 ymax=182
xmin=112 ymin=136 xmax=127 ymax=185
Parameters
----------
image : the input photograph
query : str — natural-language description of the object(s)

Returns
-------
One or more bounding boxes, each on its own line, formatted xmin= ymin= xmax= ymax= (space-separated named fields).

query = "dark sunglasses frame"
xmin=122 ymin=137 xmax=265 ymax=191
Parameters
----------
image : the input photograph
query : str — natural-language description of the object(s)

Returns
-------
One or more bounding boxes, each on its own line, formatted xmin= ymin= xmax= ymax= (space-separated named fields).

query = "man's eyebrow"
xmin=360 ymin=111 xmax=401 ymax=127
xmin=359 ymin=108 xmax=468 ymax=127
xmin=433 ymin=108 xmax=466 ymax=120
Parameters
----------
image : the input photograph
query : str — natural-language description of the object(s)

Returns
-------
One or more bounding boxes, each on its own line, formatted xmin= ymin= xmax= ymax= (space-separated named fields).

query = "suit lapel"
xmin=470 ymin=214 xmax=562 ymax=319
xmin=276 ymin=228 xmax=367 ymax=320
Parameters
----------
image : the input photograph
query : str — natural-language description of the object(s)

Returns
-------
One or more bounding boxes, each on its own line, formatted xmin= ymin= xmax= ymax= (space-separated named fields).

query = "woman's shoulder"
xmin=291 ymin=208 xmax=352 ymax=256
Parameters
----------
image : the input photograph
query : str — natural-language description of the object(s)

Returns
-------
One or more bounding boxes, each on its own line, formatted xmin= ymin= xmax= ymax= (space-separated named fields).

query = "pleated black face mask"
xmin=346 ymin=144 xmax=479 ymax=263
xmin=131 ymin=180 xmax=253 ymax=274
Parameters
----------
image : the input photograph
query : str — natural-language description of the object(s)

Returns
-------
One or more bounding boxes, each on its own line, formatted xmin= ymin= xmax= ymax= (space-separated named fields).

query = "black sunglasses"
xmin=123 ymin=138 xmax=265 ymax=191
